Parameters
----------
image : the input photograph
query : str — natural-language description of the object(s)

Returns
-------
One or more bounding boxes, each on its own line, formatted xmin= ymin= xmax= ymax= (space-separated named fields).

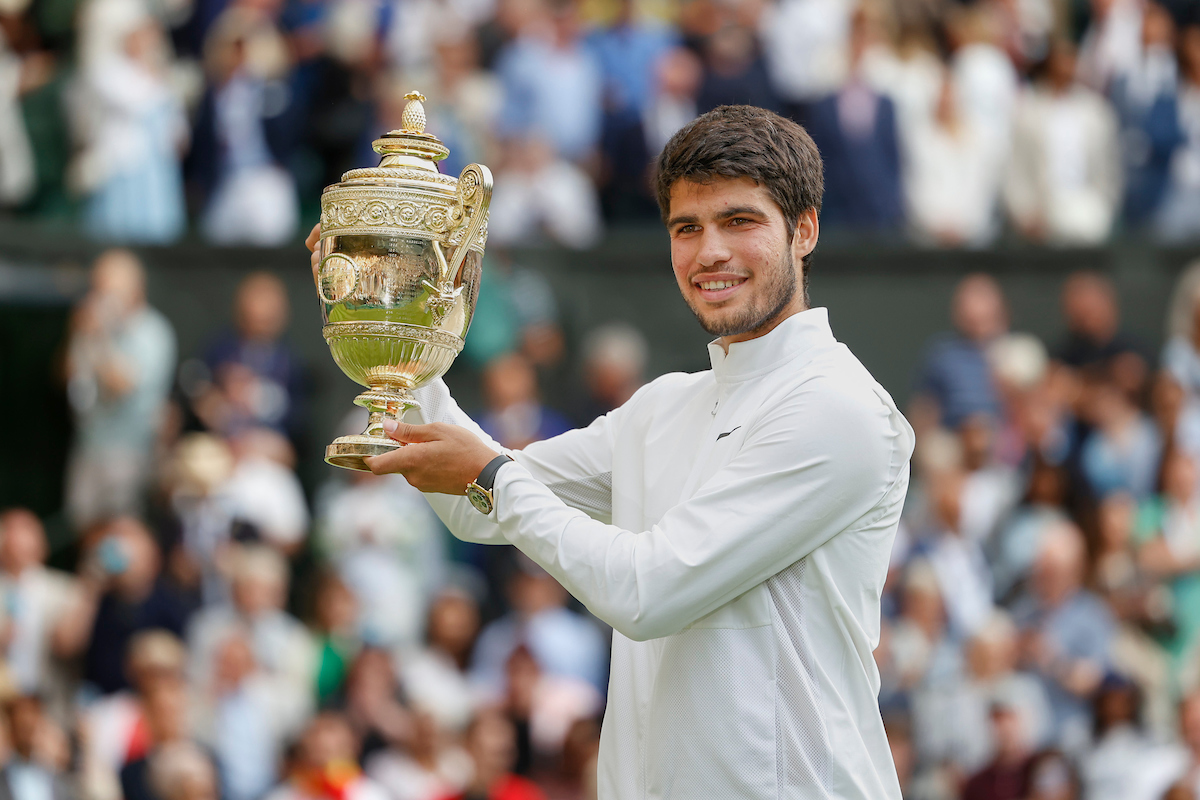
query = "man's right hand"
xmin=305 ymin=222 xmax=321 ymax=283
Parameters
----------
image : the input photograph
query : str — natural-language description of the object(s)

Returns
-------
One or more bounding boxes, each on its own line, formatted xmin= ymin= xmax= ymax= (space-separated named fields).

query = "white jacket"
xmin=411 ymin=307 xmax=915 ymax=799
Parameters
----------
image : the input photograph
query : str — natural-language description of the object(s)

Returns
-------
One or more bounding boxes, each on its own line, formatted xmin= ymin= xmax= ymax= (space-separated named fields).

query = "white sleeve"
xmin=488 ymin=381 xmax=914 ymax=642
xmin=408 ymin=379 xmax=619 ymax=544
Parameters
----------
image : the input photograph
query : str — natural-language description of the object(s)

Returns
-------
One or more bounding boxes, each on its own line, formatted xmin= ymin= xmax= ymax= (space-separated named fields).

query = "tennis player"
xmin=308 ymin=104 xmax=915 ymax=799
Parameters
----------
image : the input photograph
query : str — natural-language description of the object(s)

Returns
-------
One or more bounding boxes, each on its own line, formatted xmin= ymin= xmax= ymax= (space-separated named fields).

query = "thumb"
xmin=382 ymin=418 xmax=437 ymax=443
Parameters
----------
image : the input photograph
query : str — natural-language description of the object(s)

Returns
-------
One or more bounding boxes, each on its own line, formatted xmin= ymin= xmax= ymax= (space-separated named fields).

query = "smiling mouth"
xmin=696 ymin=278 xmax=746 ymax=290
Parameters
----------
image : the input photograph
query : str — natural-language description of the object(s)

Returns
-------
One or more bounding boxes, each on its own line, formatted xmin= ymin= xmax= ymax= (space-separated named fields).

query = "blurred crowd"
xmin=0 ymin=243 xmax=652 ymax=800
xmin=15 ymin=243 xmax=1200 ymax=800
xmin=4 ymin=0 xmax=1200 ymax=247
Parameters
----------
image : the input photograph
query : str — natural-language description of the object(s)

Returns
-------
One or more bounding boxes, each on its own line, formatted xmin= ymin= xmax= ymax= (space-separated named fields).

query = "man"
xmin=306 ymin=105 xmax=915 ymax=798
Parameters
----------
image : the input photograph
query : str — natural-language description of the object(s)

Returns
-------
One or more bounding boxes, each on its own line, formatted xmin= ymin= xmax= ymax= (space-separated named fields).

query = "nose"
xmin=695 ymin=228 xmax=731 ymax=269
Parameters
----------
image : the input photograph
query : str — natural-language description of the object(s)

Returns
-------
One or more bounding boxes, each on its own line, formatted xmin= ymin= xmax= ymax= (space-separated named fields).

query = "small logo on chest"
xmin=716 ymin=426 xmax=741 ymax=441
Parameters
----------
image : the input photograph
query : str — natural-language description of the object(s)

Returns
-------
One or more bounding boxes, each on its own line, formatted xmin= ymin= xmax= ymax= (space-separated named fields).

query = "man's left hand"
xmin=365 ymin=419 xmax=501 ymax=495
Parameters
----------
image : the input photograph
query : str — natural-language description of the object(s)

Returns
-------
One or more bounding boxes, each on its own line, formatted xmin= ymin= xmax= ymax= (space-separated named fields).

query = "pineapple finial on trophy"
xmin=401 ymin=91 xmax=427 ymax=134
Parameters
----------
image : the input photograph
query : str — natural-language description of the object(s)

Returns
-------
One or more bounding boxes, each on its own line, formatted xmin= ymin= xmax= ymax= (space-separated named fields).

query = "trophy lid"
xmin=370 ymin=92 xmax=450 ymax=172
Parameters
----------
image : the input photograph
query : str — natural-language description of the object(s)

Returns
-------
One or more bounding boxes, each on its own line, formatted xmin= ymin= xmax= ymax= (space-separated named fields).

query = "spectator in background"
xmin=757 ymin=0 xmax=853 ymax=117
xmin=694 ymin=23 xmax=779 ymax=114
xmin=365 ymin=708 xmax=471 ymax=800
xmin=1023 ymin=750 xmax=1080 ymax=800
xmin=263 ymin=712 xmax=388 ymax=800
xmin=960 ymin=699 xmax=1034 ymax=800
xmin=197 ymin=272 xmax=304 ymax=443
xmin=186 ymin=545 xmax=313 ymax=730
xmin=1135 ymin=449 xmax=1200 ymax=673
xmin=81 ymin=629 xmax=188 ymax=799
xmin=641 ymin=46 xmax=702 ymax=159
xmin=0 ymin=509 xmax=81 ymax=716
xmin=477 ymin=353 xmax=571 ymax=451
xmin=70 ymin=0 xmax=187 ymax=244
xmin=0 ymin=695 xmax=77 ymax=800
xmin=1078 ymin=367 xmax=1161 ymax=500
xmin=471 ymin=561 xmax=607 ymax=699
xmin=143 ymin=743 xmax=219 ymax=800
xmin=437 ymin=710 xmax=546 ymax=800
xmin=307 ymin=571 xmax=360 ymax=705
xmin=803 ymin=7 xmax=903 ymax=232
xmin=495 ymin=0 xmax=601 ymax=163
xmin=1005 ymin=39 xmax=1122 ymax=245
xmin=65 ymin=249 xmax=176 ymax=531
xmin=1012 ymin=523 xmax=1115 ymax=752
xmin=119 ymin=675 xmax=196 ymax=800
xmin=192 ymin=7 xmax=298 ymax=246
xmin=399 ymin=588 xmax=481 ymax=735
xmin=1077 ymin=0 xmax=1146 ymax=93
xmin=1111 ymin=3 xmax=1183 ymax=228
xmin=67 ymin=517 xmax=193 ymax=695
xmin=912 ymin=274 xmax=1007 ymax=433
xmin=1055 ymin=271 xmax=1146 ymax=377
xmin=947 ymin=2 xmax=1018 ymax=162
xmin=1163 ymin=690 xmax=1200 ymax=795
xmin=1077 ymin=675 xmax=1182 ymax=800
xmin=486 ymin=137 xmax=603 ymax=249
xmin=1158 ymin=24 xmax=1200 ymax=241
xmin=571 ymin=322 xmax=647 ymax=426
xmin=0 ymin=29 xmax=36 ymax=209
xmin=314 ymin=455 xmax=447 ymax=650
xmin=903 ymin=70 xmax=1001 ymax=246
xmin=220 ymin=430 xmax=309 ymax=555
xmin=587 ymin=0 xmax=677 ymax=219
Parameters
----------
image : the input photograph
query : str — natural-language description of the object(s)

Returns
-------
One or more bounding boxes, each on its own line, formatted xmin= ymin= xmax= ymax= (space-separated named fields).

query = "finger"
xmin=305 ymin=222 xmax=321 ymax=253
xmin=364 ymin=444 xmax=420 ymax=476
xmin=382 ymin=419 xmax=440 ymax=443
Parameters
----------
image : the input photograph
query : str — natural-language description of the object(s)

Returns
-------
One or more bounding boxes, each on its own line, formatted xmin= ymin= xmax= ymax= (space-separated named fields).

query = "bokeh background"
xmin=4 ymin=0 xmax=1200 ymax=798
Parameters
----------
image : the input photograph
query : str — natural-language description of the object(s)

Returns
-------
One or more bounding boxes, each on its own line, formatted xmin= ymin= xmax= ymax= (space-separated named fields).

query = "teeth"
xmin=698 ymin=279 xmax=744 ymax=290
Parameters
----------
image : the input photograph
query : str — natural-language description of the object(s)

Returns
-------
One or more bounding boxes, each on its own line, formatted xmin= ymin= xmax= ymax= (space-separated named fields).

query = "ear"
xmin=791 ymin=208 xmax=819 ymax=265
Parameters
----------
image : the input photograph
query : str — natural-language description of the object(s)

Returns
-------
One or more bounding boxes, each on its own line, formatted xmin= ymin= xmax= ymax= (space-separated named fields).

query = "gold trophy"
xmin=315 ymin=92 xmax=492 ymax=471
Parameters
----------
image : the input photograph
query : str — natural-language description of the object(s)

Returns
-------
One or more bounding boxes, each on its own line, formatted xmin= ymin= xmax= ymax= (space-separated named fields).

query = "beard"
xmin=686 ymin=249 xmax=798 ymax=338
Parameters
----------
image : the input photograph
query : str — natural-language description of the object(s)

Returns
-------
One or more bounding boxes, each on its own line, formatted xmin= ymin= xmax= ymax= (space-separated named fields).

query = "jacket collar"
xmin=707 ymin=306 xmax=835 ymax=384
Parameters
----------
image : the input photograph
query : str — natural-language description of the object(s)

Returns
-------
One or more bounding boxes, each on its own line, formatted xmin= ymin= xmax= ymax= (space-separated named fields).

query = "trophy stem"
xmin=324 ymin=385 xmax=422 ymax=472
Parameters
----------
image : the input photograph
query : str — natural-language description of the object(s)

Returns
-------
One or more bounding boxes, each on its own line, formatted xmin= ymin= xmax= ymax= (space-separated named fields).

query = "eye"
xmin=729 ymin=217 xmax=752 ymax=226
xmin=674 ymin=224 xmax=699 ymax=235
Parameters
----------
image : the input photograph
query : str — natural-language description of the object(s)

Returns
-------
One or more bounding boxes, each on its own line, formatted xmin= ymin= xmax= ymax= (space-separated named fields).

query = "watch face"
xmin=466 ymin=485 xmax=493 ymax=515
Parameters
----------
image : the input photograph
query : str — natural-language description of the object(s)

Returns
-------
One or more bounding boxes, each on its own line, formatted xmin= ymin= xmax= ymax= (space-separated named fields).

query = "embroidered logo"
xmin=716 ymin=427 xmax=741 ymax=441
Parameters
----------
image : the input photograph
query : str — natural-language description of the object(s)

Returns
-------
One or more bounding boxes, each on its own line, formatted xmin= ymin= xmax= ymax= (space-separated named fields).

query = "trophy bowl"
xmin=315 ymin=92 xmax=492 ymax=471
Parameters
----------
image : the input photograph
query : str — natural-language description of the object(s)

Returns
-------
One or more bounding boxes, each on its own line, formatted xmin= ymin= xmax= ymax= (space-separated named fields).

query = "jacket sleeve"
xmin=487 ymin=380 xmax=914 ymax=641
xmin=408 ymin=379 xmax=621 ymax=544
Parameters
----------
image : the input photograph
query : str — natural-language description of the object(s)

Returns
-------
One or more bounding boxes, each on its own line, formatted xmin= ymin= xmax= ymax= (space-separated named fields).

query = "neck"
xmin=717 ymin=302 xmax=808 ymax=353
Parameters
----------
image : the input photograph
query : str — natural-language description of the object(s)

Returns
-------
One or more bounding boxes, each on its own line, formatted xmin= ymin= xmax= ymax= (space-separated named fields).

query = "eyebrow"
xmin=666 ymin=206 xmax=768 ymax=228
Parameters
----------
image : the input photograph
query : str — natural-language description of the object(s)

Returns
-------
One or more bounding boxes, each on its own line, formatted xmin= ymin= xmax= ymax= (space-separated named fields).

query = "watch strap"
xmin=475 ymin=454 xmax=514 ymax=492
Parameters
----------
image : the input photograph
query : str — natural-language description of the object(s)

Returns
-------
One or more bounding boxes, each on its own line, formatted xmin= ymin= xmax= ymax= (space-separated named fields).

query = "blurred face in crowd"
xmin=466 ymin=710 xmax=519 ymax=782
xmin=1182 ymin=26 xmax=1200 ymax=83
xmin=1032 ymin=524 xmax=1086 ymax=608
xmin=299 ymin=713 xmax=358 ymax=769
xmin=89 ymin=250 xmax=147 ymax=320
xmin=509 ymin=570 xmax=568 ymax=615
xmin=951 ymin=274 xmax=1007 ymax=343
xmin=314 ymin=574 xmax=357 ymax=635
xmin=1045 ymin=40 xmax=1078 ymax=92
xmin=213 ymin=633 xmax=256 ymax=692
xmin=1143 ymin=2 xmax=1175 ymax=49
xmin=0 ymin=509 xmax=46 ymax=575
xmin=1062 ymin=273 xmax=1118 ymax=343
xmin=100 ymin=518 xmax=161 ymax=598
xmin=1096 ymin=493 xmax=1135 ymax=552
xmin=144 ymin=676 xmax=190 ymax=744
xmin=235 ymin=273 xmax=289 ymax=342
xmin=959 ymin=413 xmax=996 ymax=471
xmin=1180 ymin=692 xmax=1200 ymax=755
xmin=1163 ymin=451 xmax=1199 ymax=503
xmin=990 ymin=706 xmax=1028 ymax=763
xmin=667 ymin=177 xmax=813 ymax=345
xmin=483 ymin=354 xmax=539 ymax=411
xmin=1028 ymin=754 xmax=1076 ymax=800
xmin=427 ymin=591 xmax=480 ymax=662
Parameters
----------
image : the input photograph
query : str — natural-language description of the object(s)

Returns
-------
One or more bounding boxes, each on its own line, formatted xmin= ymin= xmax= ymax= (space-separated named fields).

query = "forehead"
xmin=667 ymin=176 xmax=781 ymax=219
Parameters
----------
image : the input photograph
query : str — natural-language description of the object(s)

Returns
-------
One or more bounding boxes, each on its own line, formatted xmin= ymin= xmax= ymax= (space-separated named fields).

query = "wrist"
xmin=465 ymin=454 xmax=514 ymax=515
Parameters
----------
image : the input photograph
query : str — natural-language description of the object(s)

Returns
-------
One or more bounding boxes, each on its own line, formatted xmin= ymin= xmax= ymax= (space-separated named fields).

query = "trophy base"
xmin=325 ymin=435 xmax=402 ymax=471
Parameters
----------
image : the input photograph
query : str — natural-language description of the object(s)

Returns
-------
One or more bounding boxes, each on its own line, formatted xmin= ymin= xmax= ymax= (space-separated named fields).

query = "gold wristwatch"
xmin=466 ymin=454 xmax=514 ymax=515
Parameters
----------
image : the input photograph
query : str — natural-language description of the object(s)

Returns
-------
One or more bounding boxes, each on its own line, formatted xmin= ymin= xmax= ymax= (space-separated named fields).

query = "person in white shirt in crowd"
xmin=311 ymin=104 xmax=916 ymax=799
xmin=1079 ymin=674 xmax=1184 ymax=800
xmin=220 ymin=429 xmax=309 ymax=556
xmin=315 ymin=423 xmax=447 ymax=650
xmin=487 ymin=135 xmax=603 ymax=249
xmin=1077 ymin=0 xmax=1146 ymax=93
xmin=1158 ymin=25 xmax=1200 ymax=242
xmin=186 ymin=544 xmax=313 ymax=734
xmin=397 ymin=587 xmax=481 ymax=735
xmin=757 ymin=0 xmax=854 ymax=116
xmin=0 ymin=509 xmax=81 ymax=719
xmin=1004 ymin=38 xmax=1122 ymax=245
xmin=364 ymin=707 xmax=471 ymax=800
xmin=904 ymin=70 xmax=1002 ymax=247
xmin=65 ymin=248 xmax=176 ymax=532
xmin=0 ymin=29 xmax=36 ymax=209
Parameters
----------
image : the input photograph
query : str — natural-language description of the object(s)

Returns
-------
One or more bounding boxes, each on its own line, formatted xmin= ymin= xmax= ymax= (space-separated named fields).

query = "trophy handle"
xmin=447 ymin=163 xmax=493 ymax=284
